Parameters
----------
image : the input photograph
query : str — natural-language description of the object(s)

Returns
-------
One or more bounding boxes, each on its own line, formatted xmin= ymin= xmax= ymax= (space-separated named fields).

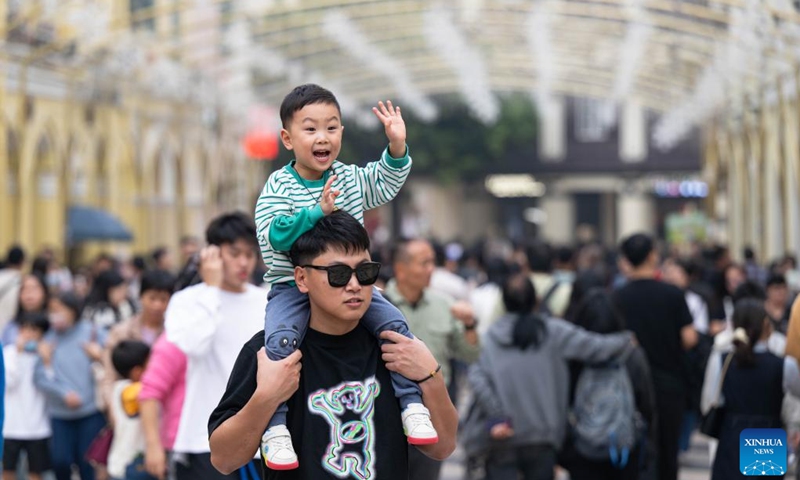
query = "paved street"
xmin=439 ymin=434 xmax=716 ymax=480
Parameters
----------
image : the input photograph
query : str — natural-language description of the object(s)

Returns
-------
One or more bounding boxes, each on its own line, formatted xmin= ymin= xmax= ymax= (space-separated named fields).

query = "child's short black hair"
xmin=290 ymin=211 xmax=370 ymax=267
xmin=280 ymin=84 xmax=341 ymax=128
xmin=111 ymin=340 xmax=151 ymax=380
xmin=140 ymin=270 xmax=176 ymax=296
xmin=205 ymin=212 xmax=258 ymax=248
xmin=18 ymin=312 xmax=50 ymax=335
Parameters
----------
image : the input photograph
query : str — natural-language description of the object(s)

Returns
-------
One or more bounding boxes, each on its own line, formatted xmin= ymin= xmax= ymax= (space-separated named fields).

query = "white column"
xmin=762 ymin=107 xmax=784 ymax=260
xmin=538 ymin=194 xmax=574 ymax=244
xmin=782 ymin=98 xmax=800 ymax=256
xmin=616 ymin=189 xmax=655 ymax=240
xmin=620 ymin=100 xmax=647 ymax=163
xmin=538 ymin=96 xmax=566 ymax=162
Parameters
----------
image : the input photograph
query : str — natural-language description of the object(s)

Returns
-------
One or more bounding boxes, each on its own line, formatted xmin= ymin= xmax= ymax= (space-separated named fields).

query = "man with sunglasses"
xmin=208 ymin=211 xmax=458 ymax=480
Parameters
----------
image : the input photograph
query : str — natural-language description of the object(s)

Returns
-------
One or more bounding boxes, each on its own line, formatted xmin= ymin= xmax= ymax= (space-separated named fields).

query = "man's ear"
xmin=280 ymin=128 xmax=293 ymax=151
xmin=295 ymin=266 xmax=310 ymax=293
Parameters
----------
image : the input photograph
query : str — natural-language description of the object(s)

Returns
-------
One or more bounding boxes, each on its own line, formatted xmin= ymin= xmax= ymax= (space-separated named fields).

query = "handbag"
xmin=84 ymin=426 xmax=114 ymax=466
xmin=700 ymin=352 xmax=734 ymax=439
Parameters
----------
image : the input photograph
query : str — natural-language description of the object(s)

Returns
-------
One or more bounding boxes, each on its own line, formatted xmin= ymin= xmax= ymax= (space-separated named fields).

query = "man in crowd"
xmin=208 ymin=211 xmax=457 ymax=479
xmin=383 ymin=238 xmax=481 ymax=480
xmin=614 ymin=233 xmax=698 ymax=480
xmin=165 ymin=212 xmax=266 ymax=479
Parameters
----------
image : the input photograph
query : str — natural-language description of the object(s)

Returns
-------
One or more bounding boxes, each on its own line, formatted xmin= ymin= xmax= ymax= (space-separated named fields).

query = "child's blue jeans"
xmin=264 ymin=283 xmax=422 ymax=429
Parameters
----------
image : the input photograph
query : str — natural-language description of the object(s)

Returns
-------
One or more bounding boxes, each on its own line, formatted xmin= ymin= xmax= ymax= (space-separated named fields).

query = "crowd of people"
xmin=2 ymin=224 xmax=800 ymax=480
xmin=2 ymin=82 xmax=800 ymax=480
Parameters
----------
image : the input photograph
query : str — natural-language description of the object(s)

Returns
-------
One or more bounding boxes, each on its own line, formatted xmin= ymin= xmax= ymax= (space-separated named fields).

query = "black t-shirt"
xmin=613 ymin=279 xmax=693 ymax=391
xmin=209 ymin=326 xmax=408 ymax=480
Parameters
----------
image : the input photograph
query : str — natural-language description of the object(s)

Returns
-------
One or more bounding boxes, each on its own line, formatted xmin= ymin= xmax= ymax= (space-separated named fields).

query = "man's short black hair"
xmin=620 ymin=233 xmax=654 ymax=268
xmin=18 ymin=312 xmax=50 ymax=335
xmin=744 ymin=246 xmax=756 ymax=261
xmin=280 ymin=84 xmax=341 ymax=129
xmin=767 ymin=273 xmax=788 ymax=289
xmin=555 ymin=246 xmax=574 ymax=266
xmin=140 ymin=270 xmax=176 ymax=296
xmin=5 ymin=246 xmax=25 ymax=267
xmin=289 ymin=211 xmax=370 ymax=267
xmin=526 ymin=243 xmax=552 ymax=273
xmin=111 ymin=340 xmax=151 ymax=380
xmin=206 ymin=212 xmax=258 ymax=248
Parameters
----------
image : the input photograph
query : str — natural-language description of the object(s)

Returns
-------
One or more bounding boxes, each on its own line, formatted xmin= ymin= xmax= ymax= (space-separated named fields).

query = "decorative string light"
xmin=423 ymin=5 xmax=499 ymax=124
xmin=526 ymin=3 xmax=557 ymax=121
xmin=323 ymin=10 xmax=438 ymax=122
xmin=654 ymin=0 xmax=775 ymax=149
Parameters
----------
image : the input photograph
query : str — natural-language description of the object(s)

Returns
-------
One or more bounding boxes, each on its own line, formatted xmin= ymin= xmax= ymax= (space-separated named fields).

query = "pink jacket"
xmin=139 ymin=334 xmax=187 ymax=450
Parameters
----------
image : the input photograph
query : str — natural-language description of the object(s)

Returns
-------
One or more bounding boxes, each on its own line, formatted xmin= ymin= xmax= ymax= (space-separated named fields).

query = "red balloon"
xmin=243 ymin=131 xmax=279 ymax=160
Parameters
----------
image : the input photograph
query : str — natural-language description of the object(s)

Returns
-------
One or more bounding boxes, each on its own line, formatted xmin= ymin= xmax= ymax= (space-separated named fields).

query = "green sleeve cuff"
xmin=383 ymin=144 xmax=410 ymax=169
xmin=308 ymin=203 xmax=325 ymax=223
xmin=268 ymin=204 xmax=327 ymax=252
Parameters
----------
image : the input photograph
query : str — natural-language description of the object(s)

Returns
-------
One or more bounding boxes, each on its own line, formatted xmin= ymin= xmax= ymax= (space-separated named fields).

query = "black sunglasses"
xmin=302 ymin=262 xmax=382 ymax=288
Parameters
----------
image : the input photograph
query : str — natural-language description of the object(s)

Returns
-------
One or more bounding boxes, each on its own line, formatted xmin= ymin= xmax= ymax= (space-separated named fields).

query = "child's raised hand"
xmin=372 ymin=101 xmax=406 ymax=158
xmin=320 ymin=175 xmax=340 ymax=215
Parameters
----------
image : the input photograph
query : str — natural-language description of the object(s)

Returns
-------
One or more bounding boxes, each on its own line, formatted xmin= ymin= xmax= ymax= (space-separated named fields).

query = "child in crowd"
xmin=108 ymin=340 xmax=153 ymax=480
xmin=3 ymin=313 xmax=52 ymax=480
xmin=139 ymin=334 xmax=186 ymax=480
xmin=254 ymin=84 xmax=435 ymax=470
xmin=34 ymin=292 xmax=107 ymax=480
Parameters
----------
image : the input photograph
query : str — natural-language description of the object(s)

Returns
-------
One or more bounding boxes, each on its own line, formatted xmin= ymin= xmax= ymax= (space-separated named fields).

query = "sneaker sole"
xmin=408 ymin=436 xmax=439 ymax=445
xmin=266 ymin=460 xmax=300 ymax=470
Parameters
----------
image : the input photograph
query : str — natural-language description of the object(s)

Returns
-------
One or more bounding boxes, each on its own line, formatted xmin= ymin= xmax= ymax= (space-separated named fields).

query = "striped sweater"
xmin=255 ymin=146 xmax=412 ymax=285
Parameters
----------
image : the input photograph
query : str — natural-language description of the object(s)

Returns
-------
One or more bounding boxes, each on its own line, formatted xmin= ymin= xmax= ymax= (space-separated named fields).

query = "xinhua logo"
xmin=740 ymin=428 xmax=787 ymax=476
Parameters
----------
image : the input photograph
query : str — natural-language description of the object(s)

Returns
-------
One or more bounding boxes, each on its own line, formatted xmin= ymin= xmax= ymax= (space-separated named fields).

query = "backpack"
xmin=569 ymin=352 xmax=639 ymax=468
xmin=537 ymin=280 xmax=562 ymax=317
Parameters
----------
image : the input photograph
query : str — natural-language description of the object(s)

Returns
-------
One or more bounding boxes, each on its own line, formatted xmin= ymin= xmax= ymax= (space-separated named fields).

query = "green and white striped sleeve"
xmin=355 ymin=145 xmax=412 ymax=210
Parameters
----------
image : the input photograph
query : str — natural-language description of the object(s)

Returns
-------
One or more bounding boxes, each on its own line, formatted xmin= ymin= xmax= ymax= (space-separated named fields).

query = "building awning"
xmin=66 ymin=205 xmax=134 ymax=244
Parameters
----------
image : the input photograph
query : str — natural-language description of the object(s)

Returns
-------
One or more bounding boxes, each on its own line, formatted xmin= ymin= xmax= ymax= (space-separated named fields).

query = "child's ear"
xmin=280 ymin=128 xmax=293 ymax=151
xmin=295 ymin=266 xmax=310 ymax=293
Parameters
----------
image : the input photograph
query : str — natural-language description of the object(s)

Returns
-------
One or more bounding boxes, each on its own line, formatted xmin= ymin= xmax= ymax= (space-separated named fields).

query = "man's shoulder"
xmin=244 ymin=283 xmax=270 ymax=298
xmin=244 ymin=330 xmax=266 ymax=351
xmin=423 ymin=288 xmax=454 ymax=307
xmin=171 ymin=282 xmax=206 ymax=300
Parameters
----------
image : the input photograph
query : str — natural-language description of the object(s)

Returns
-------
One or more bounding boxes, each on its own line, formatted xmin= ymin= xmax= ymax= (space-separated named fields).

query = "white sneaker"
xmin=261 ymin=425 xmax=299 ymax=470
xmin=402 ymin=403 xmax=439 ymax=445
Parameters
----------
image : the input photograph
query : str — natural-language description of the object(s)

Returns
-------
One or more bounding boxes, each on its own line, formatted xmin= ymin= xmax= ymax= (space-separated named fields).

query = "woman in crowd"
xmin=83 ymin=269 xmax=136 ymax=333
xmin=705 ymin=298 xmax=800 ymax=479
xmin=464 ymin=274 xmax=634 ymax=480
xmin=565 ymin=289 xmax=656 ymax=480
xmin=100 ymin=270 xmax=175 ymax=411
xmin=1 ymin=274 xmax=49 ymax=346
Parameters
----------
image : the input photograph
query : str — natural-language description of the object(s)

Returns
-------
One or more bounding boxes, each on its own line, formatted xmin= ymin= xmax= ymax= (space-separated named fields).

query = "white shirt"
xmin=108 ymin=380 xmax=143 ymax=478
xmin=166 ymin=283 xmax=266 ymax=453
xmin=430 ymin=268 xmax=469 ymax=301
xmin=0 ymin=270 xmax=21 ymax=330
xmin=3 ymin=345 xmax=51 ymax=439
xmin=701 ymin=331 xmax=789 ymax=414
xmin=685 ymin=290 xmax=709 ymax=335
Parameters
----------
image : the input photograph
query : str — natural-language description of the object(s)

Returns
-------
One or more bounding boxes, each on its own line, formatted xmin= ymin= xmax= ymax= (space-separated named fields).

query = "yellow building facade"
xmin=0 ymin=64 xmax=267 ymax=264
